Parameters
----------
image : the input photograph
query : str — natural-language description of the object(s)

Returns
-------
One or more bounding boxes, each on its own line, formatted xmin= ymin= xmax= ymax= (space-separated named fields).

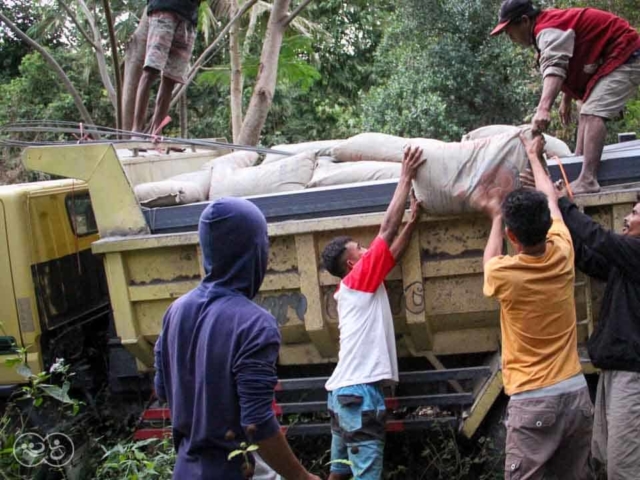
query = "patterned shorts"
xmin=145 ymin=11 xmax=196 ymax=84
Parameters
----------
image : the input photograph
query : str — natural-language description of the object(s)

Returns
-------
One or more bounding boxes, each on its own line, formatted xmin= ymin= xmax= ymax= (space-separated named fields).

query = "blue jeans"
xmin=327 ymin=384 xmax=386 ymax=479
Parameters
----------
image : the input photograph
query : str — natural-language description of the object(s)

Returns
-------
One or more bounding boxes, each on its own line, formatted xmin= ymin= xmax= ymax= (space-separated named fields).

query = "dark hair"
xmin=501 ymin=189 xmax=552 ymax=247
xmin=321 ymin=236 xmax=352 ymax=279
xmin=636 ymin=192 xmax=640 ymax=203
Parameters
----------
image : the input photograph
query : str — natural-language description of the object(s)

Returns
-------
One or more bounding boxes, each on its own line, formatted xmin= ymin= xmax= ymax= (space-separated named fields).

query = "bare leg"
xmin=570 ymin=114 xmax=606 ymax=194
xmin=132 ymin=68 xmax=160 ymax=135
xmin=149 ymin=75 xmax=177 ymax=135
xmin=574 ymin=116 xmax=585 ymax=156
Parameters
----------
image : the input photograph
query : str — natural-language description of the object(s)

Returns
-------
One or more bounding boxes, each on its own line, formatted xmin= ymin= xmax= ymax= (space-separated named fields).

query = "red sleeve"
xmin=342 ymin=236 xmax=396 ymax=293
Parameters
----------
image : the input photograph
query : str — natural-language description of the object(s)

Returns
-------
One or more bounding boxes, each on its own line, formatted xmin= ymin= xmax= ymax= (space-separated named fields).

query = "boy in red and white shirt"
xmin=320 ymin=146 xmax=424 ymax=480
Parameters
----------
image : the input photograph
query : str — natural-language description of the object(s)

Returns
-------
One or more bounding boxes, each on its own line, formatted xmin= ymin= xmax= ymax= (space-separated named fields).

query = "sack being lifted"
xmin=461 ymin=125 xmax=572 ymax=158
xmin=411 ymin=128 xmax=537 ymax=215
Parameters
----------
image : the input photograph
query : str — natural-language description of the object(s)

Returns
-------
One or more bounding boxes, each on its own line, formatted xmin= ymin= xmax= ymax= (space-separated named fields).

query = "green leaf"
xmin=227 ymin=450 xmax=244 ymax=461
xmin=4 ymin=358 xmax=21 ymax=368
xmin=38 ymin=384 xmax=73 ymax=404
xmin=246 ymin=445 xmax=259 ymax=452
xmin=326 ymin=459 xmax=354 ymax=467
xmin=34 ymin=397 xmax=43 ymax=407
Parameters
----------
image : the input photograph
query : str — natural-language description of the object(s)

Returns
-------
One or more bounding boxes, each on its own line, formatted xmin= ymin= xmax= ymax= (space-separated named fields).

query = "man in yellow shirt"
xmin=481 ymin=134 xmax=593 ymax=479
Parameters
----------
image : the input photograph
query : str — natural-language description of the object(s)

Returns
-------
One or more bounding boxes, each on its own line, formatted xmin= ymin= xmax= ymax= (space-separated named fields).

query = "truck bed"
xmin=142 ymin=141 xmax=640 ymax=234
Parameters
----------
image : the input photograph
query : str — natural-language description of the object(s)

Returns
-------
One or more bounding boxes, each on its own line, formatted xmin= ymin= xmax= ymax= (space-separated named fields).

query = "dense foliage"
xmin=1 ymin=0 xmax=639 ymax=170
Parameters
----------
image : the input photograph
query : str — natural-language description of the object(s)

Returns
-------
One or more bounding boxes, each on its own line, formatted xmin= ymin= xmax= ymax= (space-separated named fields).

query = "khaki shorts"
xmin=592 ymin=370 xmax=640 ymax=480
xmin=145 ymin=11 xmax=196 ymax=84
xmin=581 ymin=54 xmax=640 ymax=119
xmin=505 ymin=387 xmax=594 ymax=480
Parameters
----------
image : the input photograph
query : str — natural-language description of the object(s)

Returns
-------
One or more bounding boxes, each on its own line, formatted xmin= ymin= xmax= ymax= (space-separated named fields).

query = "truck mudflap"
xmin=133 ymin=366 xmax=497 ymax=441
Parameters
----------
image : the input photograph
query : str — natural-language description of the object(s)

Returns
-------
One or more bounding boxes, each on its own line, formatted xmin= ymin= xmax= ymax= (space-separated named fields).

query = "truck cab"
xmin=0 ymin=179 xmax=110 ymax=394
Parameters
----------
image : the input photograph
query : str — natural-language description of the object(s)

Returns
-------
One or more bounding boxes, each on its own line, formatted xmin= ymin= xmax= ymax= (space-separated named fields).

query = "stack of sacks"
xmin=261 ymin=140 xmax=342 ymax=164
xmin=134 ymin=150 xmax=258 ymax=207
xmin=208 ymin=151 xmax=316 ymax=200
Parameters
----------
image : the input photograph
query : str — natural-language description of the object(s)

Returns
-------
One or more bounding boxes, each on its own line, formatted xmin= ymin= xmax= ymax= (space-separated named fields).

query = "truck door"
xmin=28 ymin=189 xmax=110 ymax=365
xmin=0 ymin=199 xmax=25 ymax=388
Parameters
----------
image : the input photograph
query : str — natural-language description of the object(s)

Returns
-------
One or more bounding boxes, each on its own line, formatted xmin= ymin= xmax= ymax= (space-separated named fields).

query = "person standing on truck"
xmin=490 ymin=0 xmax=640 ymax=194
xmin=153 ymin=197 xmax=320 ymax=480
xmin=132 ymin=0 xmax=200 ymax=137
xmin=320 ymin=146 xmax=425 ymax=480
xmin=555 ymin=187 xmax=640 ymax=478
xmin=480 ymin=134 xmax=593 ymax=479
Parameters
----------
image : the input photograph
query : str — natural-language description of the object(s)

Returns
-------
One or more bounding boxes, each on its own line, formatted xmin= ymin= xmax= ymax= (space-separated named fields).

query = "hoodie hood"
xmin=198 ymin=197 xmax=269 ymax=299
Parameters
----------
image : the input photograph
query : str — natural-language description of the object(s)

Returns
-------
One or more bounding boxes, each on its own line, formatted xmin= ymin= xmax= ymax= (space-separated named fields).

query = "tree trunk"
xmin=77 ymin=0 xmax=116 ymax=109
xmin=0 ymin=10 xmax=95 ymax=126
xmin=122 ymin=10 xmax=149 ymax=132
xmin=237 ymin=0 xmax=291 ymax=146
xmin=103 ymin=0 xmax=123 ymax=132
xmin=229 ymin=0 xmax=243 ymax=143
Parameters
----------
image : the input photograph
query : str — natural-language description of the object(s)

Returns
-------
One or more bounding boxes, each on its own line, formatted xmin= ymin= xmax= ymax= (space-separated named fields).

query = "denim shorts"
xmin=327 ymin=383 xmax=386 ymax=479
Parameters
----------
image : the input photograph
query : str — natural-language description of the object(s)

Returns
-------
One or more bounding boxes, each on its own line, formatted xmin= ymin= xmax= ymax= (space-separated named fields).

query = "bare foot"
xmin=570 ymin=178 xmax=601 ymax=195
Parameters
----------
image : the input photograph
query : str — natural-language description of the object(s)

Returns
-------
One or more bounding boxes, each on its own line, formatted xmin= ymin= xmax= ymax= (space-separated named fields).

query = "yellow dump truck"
xmin=2 ymin=139 xmax=640 ymax=439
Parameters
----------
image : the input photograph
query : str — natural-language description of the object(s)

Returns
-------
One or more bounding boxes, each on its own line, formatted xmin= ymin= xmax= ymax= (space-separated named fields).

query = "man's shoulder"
xmin=485 ymin=254 xmax=519 ymax=273
xmin=547 ymin=218 xmax=573 ymax=251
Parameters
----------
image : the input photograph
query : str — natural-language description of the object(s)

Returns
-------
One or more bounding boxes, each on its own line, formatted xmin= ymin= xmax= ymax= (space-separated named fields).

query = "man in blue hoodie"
xmin=154 ymin=197 xmax=320 ymax=480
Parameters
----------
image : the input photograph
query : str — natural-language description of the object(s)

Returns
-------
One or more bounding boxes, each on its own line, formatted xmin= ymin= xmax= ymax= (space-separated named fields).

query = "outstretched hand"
xmin=519 ymin=132 xmax=545 ymax=160
xmin=400 ymin=145 xmax=425 ymax=181
xmin=532 ymin=108 xmax=551 ymax=135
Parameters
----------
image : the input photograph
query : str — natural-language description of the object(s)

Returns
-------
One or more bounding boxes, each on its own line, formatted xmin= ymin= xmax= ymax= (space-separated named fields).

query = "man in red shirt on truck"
xmin=491 ymin=0 xmax=640 ymax=194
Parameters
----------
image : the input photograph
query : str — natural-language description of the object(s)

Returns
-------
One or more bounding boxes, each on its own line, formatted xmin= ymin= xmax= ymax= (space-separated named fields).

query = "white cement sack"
xmin=307 ymin=157 xmax=401 ymax=188
xmin=134 ymin=170 xmax=211 ymax=207
xmin=412 ymin=129 xmax=534 ymax=215
xmin=462 ymin=125 xmax=572 ymax=158
xmin=135 ymin=181 xmax=203 ymax=207
xmin=200 ymin=150 xmax=259 ymax=171
xmin=331 ymin=133 xmax=407 ymax=163
xmin=209 ymin=151 xmax=316 ymax=200
xmin=262 ymin=140 xmax=343 ymax=164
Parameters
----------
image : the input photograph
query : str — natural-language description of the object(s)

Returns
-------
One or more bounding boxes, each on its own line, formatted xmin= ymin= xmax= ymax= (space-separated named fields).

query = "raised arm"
xmin=389 ymin=192 xmax=422 ymax=260
xmin=521 ymin=133 xmax=562 ymax=219
xmin=484 ymin=212 xmax=504 ymax=266
xmin=379 ymin=146 xmax=424 ymax=246
xmin=559 ymin=197 xmax=640 ymax=278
